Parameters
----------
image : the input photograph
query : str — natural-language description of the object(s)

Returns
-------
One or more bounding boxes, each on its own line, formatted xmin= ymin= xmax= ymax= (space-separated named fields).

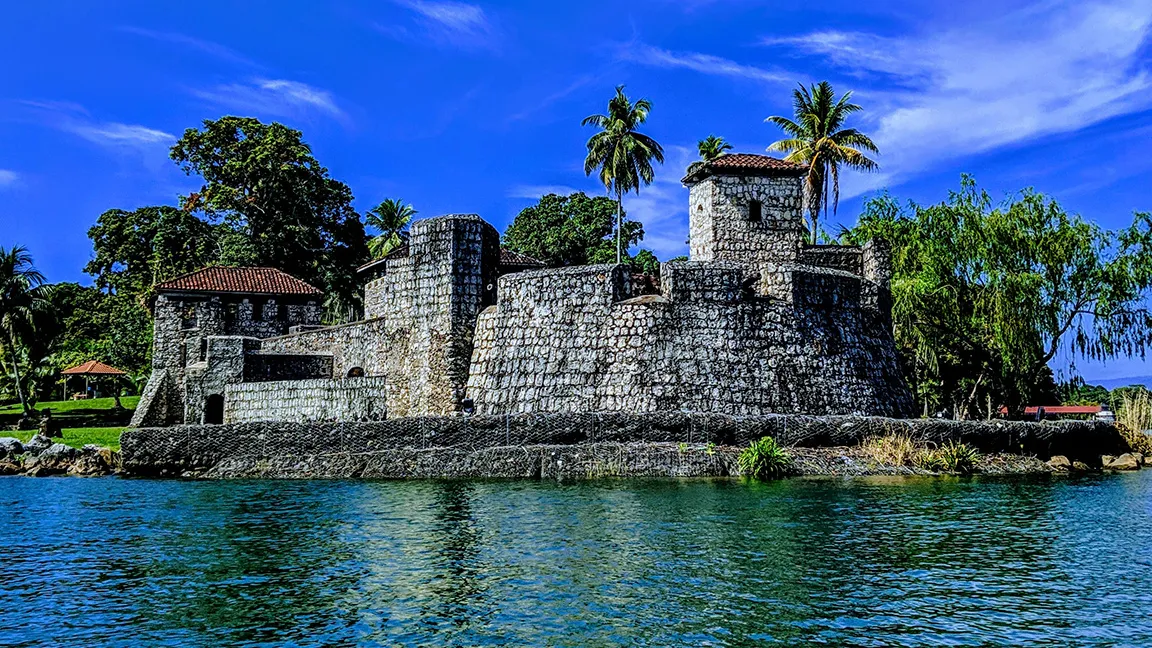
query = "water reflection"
xmin=1 ymin=474 xmax=1151 ymax=647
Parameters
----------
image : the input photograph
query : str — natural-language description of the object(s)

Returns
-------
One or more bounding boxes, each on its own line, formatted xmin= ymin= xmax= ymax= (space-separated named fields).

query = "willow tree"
xmin=0 ymin=246 xmax=52 ymax=415
xmin=768 ymin=81 xmax=878 ymax=243
xmin=582 ymin=85 xmax=664 ymax=264
xmin=849 ymin=177 xmax=1152 ymax=418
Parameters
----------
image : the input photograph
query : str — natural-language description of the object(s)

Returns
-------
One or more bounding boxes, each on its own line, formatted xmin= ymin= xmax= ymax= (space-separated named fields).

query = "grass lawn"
xmin=0 ymin=427 xmax=124 ymax=451
xmin=0 ymin=396 xmax=140 ymax=416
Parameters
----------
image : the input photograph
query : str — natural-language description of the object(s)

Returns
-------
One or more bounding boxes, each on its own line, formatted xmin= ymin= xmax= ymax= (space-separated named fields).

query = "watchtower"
xmin=682 ymin=153 xmax=808 ymax=266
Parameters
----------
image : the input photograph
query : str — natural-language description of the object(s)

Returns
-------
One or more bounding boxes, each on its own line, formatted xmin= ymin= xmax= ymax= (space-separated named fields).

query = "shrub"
xmin=738 ymin=436 xmax=792 ymax=479
xmin=917 ymin=441 xmax=980 ymax=474
xmin=861 ymin=434 xmax=920 ymax=465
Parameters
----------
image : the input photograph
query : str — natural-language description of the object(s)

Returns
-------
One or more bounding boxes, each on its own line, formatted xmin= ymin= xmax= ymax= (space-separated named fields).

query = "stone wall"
xmin=688 ymin=174 xmax=807 ymax=265
xmin=466 ymin=262 xmax=912 ymax=417
xmin=798 ymin=245 xmax=864 ymax=275
xmin=263 ymin=215 xmax=501 ymax=418
xmin=224 ymin=378 xmax=389 ymax=423
xmin=120 ymin=414 xmax=1126 ymax=479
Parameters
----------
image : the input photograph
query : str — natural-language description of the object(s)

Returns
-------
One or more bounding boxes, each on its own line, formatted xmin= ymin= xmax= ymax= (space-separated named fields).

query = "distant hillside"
xmin=1087 ymin=375 xmax=1152 ymax=391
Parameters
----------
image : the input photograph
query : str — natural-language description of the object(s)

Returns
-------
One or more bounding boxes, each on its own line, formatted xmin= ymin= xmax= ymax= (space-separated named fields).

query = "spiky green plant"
xmin=918 ymin=441 xmax=981 ymax=474
xmin=738 ymin=436 xmax=792 ymax=479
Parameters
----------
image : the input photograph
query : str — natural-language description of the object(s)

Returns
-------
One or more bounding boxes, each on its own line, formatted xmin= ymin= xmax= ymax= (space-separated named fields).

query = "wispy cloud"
xmin=621 ymin=144 xmax=696 ymax=259
xmin=507 ymin=184 xmax=584 ymax=199
xmin=0 ymin=170 xmax=19 ymax=189
xmin=378 ymin=0 xmax=498 ymax=50
xmin=764 ymin=0 xmax=1152 ymax=197
xmin=620 ymin=43 xmax=791 ymax=83
xmin=15 ymin=100 xmax=174 ymax=150
xmin=192 ymin=79 xmax=349 ymax=125
xmin=119 ymin=26 xmax=259 ymax=68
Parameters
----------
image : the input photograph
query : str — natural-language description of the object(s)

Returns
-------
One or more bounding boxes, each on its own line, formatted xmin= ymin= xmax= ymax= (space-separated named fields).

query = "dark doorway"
xmin=347 ymin=367 xmax=365 ymax=378
xmin=204 ymin=394 xmax=225 ymax=425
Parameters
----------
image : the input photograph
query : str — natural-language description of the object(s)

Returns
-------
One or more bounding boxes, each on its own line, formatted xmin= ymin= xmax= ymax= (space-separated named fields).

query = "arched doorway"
xmin=204 ymin=394 xmax=225 ymax=425
xmin=347 ymin=366 xmax=365 ymax=378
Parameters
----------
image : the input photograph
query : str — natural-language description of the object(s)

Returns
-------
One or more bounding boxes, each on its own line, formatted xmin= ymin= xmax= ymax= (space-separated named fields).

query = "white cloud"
xmin=0 ymin=170 xmax=19 ymax=189
xmin=193 ymin=79 xmax=348 ymax=124
xmin=620 ymin=43 xmax=791 ymax=83
xmin=69 ymin=123 xmax=175 ymax=145
xmin=765 ymin=0 xmax=1152 ymax=197
xmin=620 ymin=144 xmax=696 ymax=259
xmin=383 ymin=0 xmax=497 ymax=49
xmin=119 ymin=26 xmax=259 ymax=68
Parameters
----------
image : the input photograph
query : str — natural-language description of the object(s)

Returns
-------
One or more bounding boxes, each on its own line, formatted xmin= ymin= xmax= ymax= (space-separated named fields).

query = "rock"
xmin=22 ymin=433 xmax=53 ymax=455
xmin=34 ymin=443 xmax=81 ymax=473
xmin=1145 ymin=455 xmax=1152 ymax=467
xmin=1047 ymin=455 xmax=1071 ymax=470
xmin=1072 ymin=461 xmax=1092 ymax=471
xmin=0 ymin=437 xmax=23 ymax=458
xmin=71 ymin=445 xmax=118 ymax=476
xmin=1104 ymin=453 xmax=1142 ymax=471
xmin=0 ymin=459 xmax=20 ymax=475
xmin=1101 ymin=454 xmax=1116 ymax=466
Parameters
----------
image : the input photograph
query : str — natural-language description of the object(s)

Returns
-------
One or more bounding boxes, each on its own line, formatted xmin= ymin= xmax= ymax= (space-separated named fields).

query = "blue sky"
xmin=2 ymin=0 xmax=1152 ymax=383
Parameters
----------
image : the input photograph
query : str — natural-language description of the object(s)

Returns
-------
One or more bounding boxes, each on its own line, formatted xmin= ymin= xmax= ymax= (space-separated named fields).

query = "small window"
xmin=199 ymin=338 xmax=208 ymax=362
xmin=276 ymin=303 xmax=288 ymax=322
xmin=749 ymin=199 xmax=762 ymax=222
xmin=252 ymin=300 xmax=265 ymax=322
xmin=347 ymin=367 xmax=365 ymax=378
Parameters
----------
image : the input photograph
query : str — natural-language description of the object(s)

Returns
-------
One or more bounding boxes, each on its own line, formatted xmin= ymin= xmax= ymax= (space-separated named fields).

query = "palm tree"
xmin=0 ymin=246 xmax=52 ymax=416
xmin=767 ymin=81 xmax=879 ymax=243
xmin=365 ymin=198 xmax=417 ymax=258
xmin=582 ymin=85 xmax=665 ymax=264
xmin=697 ymin=135 xmax=732 ymax=162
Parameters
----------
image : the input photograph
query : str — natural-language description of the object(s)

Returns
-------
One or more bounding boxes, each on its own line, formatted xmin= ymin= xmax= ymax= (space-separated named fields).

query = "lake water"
xmin=2 ymin=474 xmax=1151 ymax=647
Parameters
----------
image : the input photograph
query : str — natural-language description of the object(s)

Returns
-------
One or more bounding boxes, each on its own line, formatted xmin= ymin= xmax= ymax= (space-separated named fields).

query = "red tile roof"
xmin=156 ymin=267 xmax=322 ymax=296
xmin=682 ymin=153 xmax=808 ymax=182
xmin=500 ymin=249 xmax=545 ymax=268
xmin=61 ymin=360 xmax=127 ymax=376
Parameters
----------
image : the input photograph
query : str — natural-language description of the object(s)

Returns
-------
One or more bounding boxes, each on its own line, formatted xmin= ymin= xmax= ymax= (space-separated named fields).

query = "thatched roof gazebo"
xmin=60 ymin=361 xmax=128 ymax=403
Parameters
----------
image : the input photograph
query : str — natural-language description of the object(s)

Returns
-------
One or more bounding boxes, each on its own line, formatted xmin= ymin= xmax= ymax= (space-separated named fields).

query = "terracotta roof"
xmin=61 ymin=361 xmax=127 ymax=376
xmin=682 ymin=153 xmax=808 ymax=183
xmin=500 ymin=249 xmax=545 ymax=268
xmin=156 ymin=267 xmax=322 ymax=296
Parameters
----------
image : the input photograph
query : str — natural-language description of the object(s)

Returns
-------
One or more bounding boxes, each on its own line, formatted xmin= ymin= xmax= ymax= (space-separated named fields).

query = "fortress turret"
xmin=682 ymin=153 xmax=808 ymax=266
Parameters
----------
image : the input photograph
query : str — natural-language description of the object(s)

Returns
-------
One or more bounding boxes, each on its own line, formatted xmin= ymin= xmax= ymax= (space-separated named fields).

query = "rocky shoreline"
xmin=0 ymin=434 xmax=121 ymax=477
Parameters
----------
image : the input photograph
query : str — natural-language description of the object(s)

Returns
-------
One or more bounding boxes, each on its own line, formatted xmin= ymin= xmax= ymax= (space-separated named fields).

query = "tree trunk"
xmin=1 ymin=331 xmax=29 ymax=415
xmin=616 ymin=190 xmax=624 ymax=265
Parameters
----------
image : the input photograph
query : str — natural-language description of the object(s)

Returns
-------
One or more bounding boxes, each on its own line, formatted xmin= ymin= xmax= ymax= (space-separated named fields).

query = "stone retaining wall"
xmin=224 ymin=378 xmax=390 ymax=423
xmin=121 ymin=413 xmax=1124 ymax=479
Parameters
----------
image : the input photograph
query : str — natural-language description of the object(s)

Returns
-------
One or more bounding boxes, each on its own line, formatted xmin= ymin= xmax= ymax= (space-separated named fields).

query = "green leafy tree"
xmin=849 ymin=177 xmax=1152 ymax=418
xmin=631 ymin=249 xmax=661 ymax=277
xmin=697 ymin=135 xmax=732 ymax=162
xmin=503 ymin=193 xmax=644 ymax=267
xmin=0 ymin=246 xmax=53 ymax=415
xmin=86 ymin=205 xmax=219 ymax=304
xmin=768 ymin=81 xmax=879 ymax=243
xmin=170 ymin=116 xmax=369 ymax=311
xmin=365 ymin=198 xmax=417 ymax=258
xmin=582 ymin=85 xmax=665 ymax=264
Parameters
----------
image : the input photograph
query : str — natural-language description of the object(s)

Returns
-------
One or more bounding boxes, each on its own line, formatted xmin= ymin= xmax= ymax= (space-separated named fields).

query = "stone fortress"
xmin=130 ymin=153 xmax=914 ymax=428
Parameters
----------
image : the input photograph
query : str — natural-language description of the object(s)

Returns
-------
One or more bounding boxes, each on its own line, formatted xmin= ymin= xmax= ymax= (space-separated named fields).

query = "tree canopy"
xmin=848 ymin=176 xmax=1152 ymax=418
xmin=503 ymin=192 xmax=645 ymax=267
xmin=171 ymin=116 xmax=369 ymax=313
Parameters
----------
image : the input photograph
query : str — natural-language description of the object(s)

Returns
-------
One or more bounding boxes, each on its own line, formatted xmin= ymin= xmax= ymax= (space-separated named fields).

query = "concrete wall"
xmin=225 ymin=378 xmax=389 ymax=423
xmin=466 ymin=262 xmax=913 ymax=417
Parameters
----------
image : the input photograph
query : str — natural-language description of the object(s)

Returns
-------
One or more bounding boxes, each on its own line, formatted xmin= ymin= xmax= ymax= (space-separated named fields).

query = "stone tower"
xmin=682 ymin=153 xmax=808 ymax=265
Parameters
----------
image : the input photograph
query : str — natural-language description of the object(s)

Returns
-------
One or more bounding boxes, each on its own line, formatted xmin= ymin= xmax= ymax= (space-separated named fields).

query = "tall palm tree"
xmin=365 ymin=198 xmax=417 ymax=258
xmin=697 ymin=135 xmax=733 ymax=162
xmin=582 ymin=85 xmax=665 ymax=264
xmin=0 ymin=246 xmax=51 ymax=416
xmin=767 ymin=81 xmax=879 ymax=243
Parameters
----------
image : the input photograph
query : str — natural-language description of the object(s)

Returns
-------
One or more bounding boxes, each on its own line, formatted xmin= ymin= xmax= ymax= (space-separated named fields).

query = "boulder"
xmin=1072 ymin=461 xmax=1092 ymax=471
xmin=71 ymin=445 xmax=118 ymax=476
xmin=1047 ymin=455 xmax=1071 ymax=471
xmin=23 ymin=433 xmax=53 ymax=455
xmin=1145 ymin=455 xmax=1152 ymax=467
xmin=1103 ymin=453 xmax=1142 ymax=471
xmin=0 ymin=459 xmax=20 ymax=475
xmin=0 ymin=437 xmax=23 ymax=458
xmin=32 ymin=443 xmax=81 ymax=474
